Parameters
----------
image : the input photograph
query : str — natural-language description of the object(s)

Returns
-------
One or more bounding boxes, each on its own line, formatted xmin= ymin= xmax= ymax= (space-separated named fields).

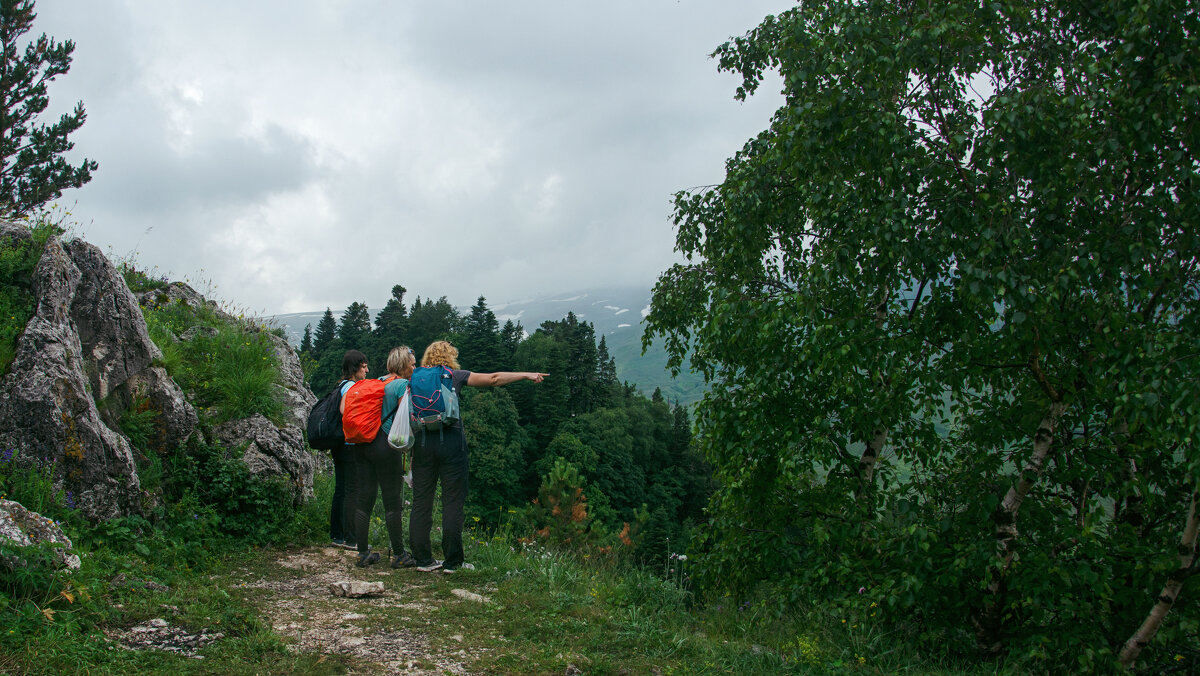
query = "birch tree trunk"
xmin=1118 ymin=488 xmax=1200 ymax=668
xmin=973 ymin=400 xmax=1067 ymax=655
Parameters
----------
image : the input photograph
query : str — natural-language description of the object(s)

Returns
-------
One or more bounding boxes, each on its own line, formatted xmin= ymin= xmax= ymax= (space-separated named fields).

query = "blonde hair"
xmin=421 ymin=340 xmax=460 ymax=369
xmin=386 ymin=345 xmax=416 ymax=376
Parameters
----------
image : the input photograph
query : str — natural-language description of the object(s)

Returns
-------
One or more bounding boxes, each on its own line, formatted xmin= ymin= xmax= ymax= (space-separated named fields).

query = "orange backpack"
xmin=341 ymin=375 xmax=396 ymax=444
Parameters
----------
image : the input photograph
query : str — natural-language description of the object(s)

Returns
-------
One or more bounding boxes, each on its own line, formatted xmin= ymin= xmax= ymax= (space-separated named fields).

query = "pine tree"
xmin=499 ymin=319 xmax=524 ymax=371
xmin=459 ymin=295 xmax=502 ymax=371
xmin=337 ymin=302 xmax=371 ymax=353
xmin=0 ymin=0 xmax=97 ymax=217
xmin=309 ymin=308 xmax=341 ymax=394
xmin=368 ymin=284 xmax=408 ymax=370
xmin=538 ymin=313 xmax=599 ymax=415
xmin=312 ymin=308 xmax=337 ymax=358
xmin=407 ymin=295 xmax=461 ymax=359
xmin=299 ymin=323 xmax=313 ymax=354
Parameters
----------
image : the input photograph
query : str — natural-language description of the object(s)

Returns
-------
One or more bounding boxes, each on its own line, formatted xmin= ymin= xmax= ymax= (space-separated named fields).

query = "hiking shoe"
xmin=331 ymin=538 xmax=346 ymax=549
xmin=415 ymin=560 xmax=443 ymax=572
xmin=442 ymin=562 xmax=475 ymax=574
xmin=391 ymin=551 xmax=418 ymax=569
xmin=340 ymin=540 xmax=358 ymax=551
xmin=355 ymin=551 xmax=380 ymax=567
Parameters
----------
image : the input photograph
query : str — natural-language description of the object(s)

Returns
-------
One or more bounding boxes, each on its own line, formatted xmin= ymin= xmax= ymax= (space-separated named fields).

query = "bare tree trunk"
xmin=1118 ymin=488 xmax=1200 ymax=668
xmin=855 ymin=285 xmax=890 ymax=499
xmin=858 ymin=426 xmax=887 ymax=489
xmin=973 ymin=400 xmax=1067 ymax=655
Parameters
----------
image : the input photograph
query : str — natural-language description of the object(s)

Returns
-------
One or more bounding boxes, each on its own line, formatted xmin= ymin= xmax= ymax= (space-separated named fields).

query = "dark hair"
xmin=341 ymin=349 xmax=367 ymax=379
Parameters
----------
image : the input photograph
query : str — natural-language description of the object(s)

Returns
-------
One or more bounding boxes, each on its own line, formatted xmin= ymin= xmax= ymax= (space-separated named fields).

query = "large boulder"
xmin=0 ymin=220 xmax=316 ymax=520
xmin=212 ymin=414 xmax=316 ymax=504
xmin=265 ymin=329 xmax=317 ymax=431
xmin=0 ymin=499 xmax=81 ymax=570
xmin=0 ymin=225 xmax=143 ymax=520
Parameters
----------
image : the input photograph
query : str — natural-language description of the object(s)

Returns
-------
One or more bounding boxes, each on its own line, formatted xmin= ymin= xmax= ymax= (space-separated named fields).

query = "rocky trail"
xmin=107 ymin=545 xmax=498 ymax=674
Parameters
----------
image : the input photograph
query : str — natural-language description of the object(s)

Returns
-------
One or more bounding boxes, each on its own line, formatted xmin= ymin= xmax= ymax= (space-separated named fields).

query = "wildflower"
xmin=1 ymin=448 xmax=13 ymax=463
xmin=65 ymin=491 xmax=75 ymax=509
xmin=858 ymin=586 xmax=866 ymax=594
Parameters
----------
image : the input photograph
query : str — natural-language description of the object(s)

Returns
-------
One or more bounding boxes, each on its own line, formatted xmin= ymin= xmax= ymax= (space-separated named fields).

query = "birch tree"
xmin=646 ymin=0 xmax=1199 ymax=667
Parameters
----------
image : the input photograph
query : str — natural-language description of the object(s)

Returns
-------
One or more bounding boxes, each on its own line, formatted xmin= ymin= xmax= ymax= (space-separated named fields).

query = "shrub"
xmin=163 ymin=435 xmax=294 ymax=543
xmin=0 ymin=218 xmax=56 ymax=375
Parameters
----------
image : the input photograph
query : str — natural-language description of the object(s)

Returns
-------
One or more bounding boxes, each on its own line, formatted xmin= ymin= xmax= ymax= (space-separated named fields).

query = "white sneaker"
xmin=416 ymin=560 xmax=443 ymax=572
xmin=442 ymin=562 xmax=475 ymax=574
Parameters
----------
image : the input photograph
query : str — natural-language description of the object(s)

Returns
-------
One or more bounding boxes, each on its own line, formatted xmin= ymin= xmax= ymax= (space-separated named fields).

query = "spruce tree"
xmin=0 ymin=0 xmax=96 ymax=217
xmin=368 ymin=284 xmax=408 ymax=369
xmin=459 ymin=295 xmax=502 ymax=371
xmin=312 ymin=308 xmax=337 ymax=358
xmin=299 ymin=323 xmax=313 ymax=354
xmin=337 ymin=302 xmax=371 ymax=353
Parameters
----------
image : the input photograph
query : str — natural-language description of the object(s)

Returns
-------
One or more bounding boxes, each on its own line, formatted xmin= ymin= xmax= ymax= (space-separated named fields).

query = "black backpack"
xmin=306 ymin=380 xmax=348 ymax=450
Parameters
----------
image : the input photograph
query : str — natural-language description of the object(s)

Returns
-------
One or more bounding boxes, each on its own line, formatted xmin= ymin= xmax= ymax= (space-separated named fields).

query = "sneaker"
xmin=391 ymin=551 xmax=418 ymax=569
xmin=415 ymin=560 xmax=443 ymax=572
xmin=442 ymin=562 xmax=475 ymax=574
xmin=340 ymin=540 xmax=358 ymax=551
xmin=355 ymin=551 xmax=380 ymax=567
xmin=331 ymin=538 xmax=345 ymax=548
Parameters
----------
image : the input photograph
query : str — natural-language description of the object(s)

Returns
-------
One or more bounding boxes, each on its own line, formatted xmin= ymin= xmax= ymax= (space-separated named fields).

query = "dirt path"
xmin=236 ymin=545 xmax=482 ymax=675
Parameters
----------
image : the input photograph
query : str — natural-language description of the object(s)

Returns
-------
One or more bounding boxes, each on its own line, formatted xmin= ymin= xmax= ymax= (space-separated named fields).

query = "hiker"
xmin=329 ymin=349 xmax=369 ymax=550
xmin=410 ymin=340 xmax=547 ymax=573
xmin=349 ymin=346 xmax=419 ymax=568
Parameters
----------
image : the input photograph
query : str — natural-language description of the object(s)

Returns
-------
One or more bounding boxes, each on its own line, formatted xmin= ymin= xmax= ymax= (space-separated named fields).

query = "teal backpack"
xmin=409 ymin=366 xmax=461 ymax=431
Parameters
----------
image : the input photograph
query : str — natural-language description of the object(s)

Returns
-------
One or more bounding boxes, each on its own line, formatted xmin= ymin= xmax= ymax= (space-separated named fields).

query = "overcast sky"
xmin=34 ymin=2 xmax=789 ymax=315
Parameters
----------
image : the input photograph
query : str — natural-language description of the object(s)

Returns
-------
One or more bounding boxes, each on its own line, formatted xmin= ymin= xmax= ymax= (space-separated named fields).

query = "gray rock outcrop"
xmin=0 ymin=220 xmax=317 ymax=521
xmin=0 ymin=223 xmax=144 ymax=519
xmin=0 ymin=499 xmax=82 ymax=570
xmin=212 ymin=413 xmax=316 ymax=505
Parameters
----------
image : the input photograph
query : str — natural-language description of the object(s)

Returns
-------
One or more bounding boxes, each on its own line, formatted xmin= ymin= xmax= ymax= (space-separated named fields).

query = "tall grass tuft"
xmin=142 ymin=301 xmax=284 ymax=424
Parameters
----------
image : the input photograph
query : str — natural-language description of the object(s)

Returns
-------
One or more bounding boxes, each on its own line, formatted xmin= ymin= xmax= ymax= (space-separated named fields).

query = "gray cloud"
xmin=33 ymin=1 xmax=789 ymax=314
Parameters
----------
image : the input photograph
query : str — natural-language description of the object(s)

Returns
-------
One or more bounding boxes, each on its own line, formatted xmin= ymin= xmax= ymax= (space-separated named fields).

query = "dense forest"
xmin=298 ymin=287 xmax=711 ymax=561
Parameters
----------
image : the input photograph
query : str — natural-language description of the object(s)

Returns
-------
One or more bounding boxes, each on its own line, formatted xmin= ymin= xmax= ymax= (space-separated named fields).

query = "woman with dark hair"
xmin=350 ymin=346 xmax=419 ymax=568
xmin=410 ymin=340 xmax=547 ymax=573
xmin=329 ymin=349 xmax=369 ymax=550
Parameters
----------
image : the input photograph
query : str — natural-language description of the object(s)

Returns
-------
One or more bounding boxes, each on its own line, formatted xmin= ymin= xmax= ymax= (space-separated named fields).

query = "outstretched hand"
xmin=527 ymin=372 xmax=548 ymax=383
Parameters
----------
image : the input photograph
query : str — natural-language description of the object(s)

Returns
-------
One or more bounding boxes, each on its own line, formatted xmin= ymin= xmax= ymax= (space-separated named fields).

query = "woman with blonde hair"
xmin=350 ymin=346 xmax=419 ymax=568
xmin=410 ymin=340 xmax=547 ymax=573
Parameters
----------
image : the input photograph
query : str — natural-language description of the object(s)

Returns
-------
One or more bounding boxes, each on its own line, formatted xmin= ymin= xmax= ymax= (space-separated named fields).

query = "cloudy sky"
xmin=34 ymin=1 xmax=789 ymax=315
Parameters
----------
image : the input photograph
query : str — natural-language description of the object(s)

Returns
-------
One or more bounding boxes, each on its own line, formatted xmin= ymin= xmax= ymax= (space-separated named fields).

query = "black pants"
xmin=353 ymin=434 xmax=407 ymax=555
xmin=409 ymin=426 xmax=468 ymax=568
xmin=329 ymin=444 xmax=358 ymax=543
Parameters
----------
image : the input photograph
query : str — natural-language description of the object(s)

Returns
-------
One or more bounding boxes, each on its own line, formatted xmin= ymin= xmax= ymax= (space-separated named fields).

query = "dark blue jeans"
xmin=409 ymin=427 xmax=469 ymax=568
xmin=353 ymin=434 xmax=407 ymax=555
xmin=329 ymin=444 xmax=358 ymax=543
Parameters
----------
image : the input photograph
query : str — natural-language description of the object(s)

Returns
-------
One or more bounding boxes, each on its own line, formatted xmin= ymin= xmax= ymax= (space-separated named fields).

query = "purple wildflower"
xmin=1 ymin=448 xmax=12 ymax=463
xmin=65 ymin=491 xmax=75 ymax=509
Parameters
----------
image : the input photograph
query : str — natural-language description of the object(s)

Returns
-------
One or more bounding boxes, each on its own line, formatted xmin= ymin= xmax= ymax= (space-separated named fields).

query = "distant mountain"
xmin=268 ymin=286 xmax=706 ymax=405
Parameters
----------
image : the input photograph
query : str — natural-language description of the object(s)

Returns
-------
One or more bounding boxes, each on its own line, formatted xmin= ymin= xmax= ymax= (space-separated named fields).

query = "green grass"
xmin=1 ymin=463 xmax=1021 ymax=675
xmin=0 ymin=216 xmax=58 ymax=376
xmin=142 ymin=300 xmax=285 ymax=424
